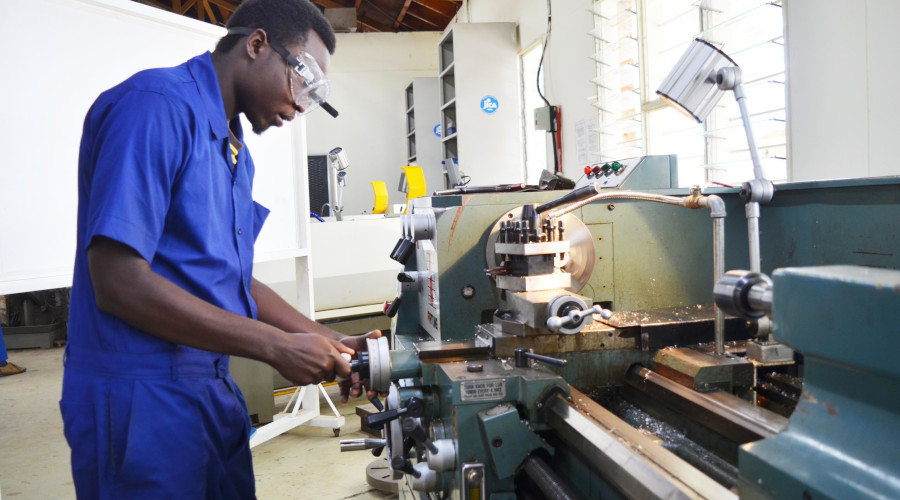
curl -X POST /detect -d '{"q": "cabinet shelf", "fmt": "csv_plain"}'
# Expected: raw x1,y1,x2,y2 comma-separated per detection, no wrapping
437,23,521,187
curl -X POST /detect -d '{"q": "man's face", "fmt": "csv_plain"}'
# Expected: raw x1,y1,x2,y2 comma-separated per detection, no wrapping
246,29,331,135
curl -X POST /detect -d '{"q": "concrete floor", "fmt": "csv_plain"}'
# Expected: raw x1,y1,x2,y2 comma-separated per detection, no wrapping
0,347,398,499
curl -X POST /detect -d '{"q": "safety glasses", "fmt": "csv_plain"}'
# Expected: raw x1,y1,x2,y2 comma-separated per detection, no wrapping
227,28,338,118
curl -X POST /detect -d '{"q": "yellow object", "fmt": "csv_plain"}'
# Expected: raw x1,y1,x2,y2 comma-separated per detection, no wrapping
370,181,388,214
401,166,427,214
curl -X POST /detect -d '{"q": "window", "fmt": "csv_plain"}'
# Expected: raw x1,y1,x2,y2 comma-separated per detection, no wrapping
591,0,786,187
521,42,549,185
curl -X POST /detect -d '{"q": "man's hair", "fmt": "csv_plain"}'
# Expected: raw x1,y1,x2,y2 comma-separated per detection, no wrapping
215,0,336,55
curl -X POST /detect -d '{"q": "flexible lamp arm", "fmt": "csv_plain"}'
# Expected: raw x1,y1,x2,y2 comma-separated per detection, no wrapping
715,67,774,205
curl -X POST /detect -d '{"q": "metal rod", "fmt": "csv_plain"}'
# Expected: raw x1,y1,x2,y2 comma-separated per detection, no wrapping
734,82,764,182
521,454,582,500
746,202,761,273
713,216,726,355
624,366,788,441
544,388,738,500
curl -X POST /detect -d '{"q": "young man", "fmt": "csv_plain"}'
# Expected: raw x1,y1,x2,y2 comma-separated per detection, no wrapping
61,1,377,497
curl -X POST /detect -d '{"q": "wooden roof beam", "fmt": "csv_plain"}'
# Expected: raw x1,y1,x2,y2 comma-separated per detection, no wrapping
357,13,393,32
414,0,459,18
392,0,413,31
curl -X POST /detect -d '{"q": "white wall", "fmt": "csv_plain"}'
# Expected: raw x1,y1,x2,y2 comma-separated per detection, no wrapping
0,0,308,298
449,0,597,182
305,32,442,215
785,0,900,180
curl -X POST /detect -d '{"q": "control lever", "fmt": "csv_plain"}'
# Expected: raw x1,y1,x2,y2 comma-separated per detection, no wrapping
383,297,402,318
390,237,415,264
391,456,421,478
365,397,425,430
546,304,612,332
401,417,439,454
534,183,600,214
514,348,567,368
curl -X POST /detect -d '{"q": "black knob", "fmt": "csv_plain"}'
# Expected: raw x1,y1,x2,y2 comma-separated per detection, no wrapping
384,297,402,318
364,397,425,430
391,456,421,478
390,238,415,264
402,417,439,454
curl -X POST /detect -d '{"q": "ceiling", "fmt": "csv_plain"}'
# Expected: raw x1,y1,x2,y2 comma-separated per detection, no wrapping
132,0,462,33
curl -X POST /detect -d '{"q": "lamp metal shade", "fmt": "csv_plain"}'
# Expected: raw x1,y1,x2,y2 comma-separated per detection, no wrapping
656,39,739,123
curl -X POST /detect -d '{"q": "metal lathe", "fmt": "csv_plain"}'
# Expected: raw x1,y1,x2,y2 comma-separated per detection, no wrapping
339,156,900,499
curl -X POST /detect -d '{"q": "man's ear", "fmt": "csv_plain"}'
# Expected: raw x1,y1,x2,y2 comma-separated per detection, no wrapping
245,29,268,61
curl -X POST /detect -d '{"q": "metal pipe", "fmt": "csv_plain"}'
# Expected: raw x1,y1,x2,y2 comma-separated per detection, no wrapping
520,454,582,500
713,217,726,355
545,190,690,219
733,82,764,182
746,202,761,273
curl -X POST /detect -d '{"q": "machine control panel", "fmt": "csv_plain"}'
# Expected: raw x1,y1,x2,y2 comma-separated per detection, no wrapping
580,157,642,189
575,154,678,190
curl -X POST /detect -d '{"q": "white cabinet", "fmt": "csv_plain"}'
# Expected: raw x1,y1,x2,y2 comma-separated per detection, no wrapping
439,23,523,187
405,77,443,193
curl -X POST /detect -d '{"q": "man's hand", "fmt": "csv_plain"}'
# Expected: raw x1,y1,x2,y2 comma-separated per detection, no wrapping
270,333,354,387
339,330,383,402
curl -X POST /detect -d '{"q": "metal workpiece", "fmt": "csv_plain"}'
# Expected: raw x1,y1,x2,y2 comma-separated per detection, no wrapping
545,387,737,500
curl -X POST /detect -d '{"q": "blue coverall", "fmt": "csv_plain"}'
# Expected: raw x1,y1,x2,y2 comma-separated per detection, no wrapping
62,52,270,499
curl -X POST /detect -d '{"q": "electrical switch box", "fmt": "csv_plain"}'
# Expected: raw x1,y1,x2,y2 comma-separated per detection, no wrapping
534,105,558,132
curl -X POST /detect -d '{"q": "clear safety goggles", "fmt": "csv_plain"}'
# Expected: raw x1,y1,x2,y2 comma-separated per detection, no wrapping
228,28,338,118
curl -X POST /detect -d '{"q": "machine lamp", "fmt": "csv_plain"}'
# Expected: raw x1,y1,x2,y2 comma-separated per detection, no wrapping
656,38,775,277
656,39,738,124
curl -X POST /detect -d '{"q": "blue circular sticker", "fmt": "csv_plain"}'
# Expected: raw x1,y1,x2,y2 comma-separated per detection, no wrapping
433,124,442,137
480,95,499,114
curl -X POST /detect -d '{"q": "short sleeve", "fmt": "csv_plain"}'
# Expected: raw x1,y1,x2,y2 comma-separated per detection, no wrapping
83,90,192,261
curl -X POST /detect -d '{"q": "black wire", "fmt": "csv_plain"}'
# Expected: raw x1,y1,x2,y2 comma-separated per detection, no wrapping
537,0,551,108
537,0,558,172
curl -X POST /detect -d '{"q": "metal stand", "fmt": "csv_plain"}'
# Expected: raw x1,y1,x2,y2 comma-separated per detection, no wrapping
249,384,345,448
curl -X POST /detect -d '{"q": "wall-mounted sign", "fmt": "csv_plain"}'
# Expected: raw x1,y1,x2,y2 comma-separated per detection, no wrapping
433,124,441,137
480,95,499,114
